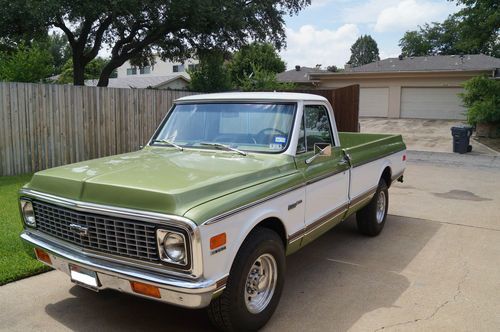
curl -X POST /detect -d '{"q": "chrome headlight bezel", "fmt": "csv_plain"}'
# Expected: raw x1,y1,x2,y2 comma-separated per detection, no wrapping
156,228,190,269
20,198,36,228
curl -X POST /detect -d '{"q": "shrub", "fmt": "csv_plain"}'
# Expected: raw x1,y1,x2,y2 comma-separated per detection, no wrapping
460,76,500,125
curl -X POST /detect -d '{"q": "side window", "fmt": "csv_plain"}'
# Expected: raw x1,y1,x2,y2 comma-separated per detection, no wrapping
304,105,333,152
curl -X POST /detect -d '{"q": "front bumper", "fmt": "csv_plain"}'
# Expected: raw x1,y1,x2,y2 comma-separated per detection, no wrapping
21,230,219,308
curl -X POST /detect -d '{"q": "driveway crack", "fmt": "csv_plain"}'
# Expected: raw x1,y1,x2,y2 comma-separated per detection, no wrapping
374,265,470,332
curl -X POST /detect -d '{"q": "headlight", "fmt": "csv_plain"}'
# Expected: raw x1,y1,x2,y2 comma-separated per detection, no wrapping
20,199,36,227
157,229,188,266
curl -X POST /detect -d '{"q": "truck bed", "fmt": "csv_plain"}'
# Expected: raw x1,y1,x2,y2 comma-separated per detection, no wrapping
339,132,406,167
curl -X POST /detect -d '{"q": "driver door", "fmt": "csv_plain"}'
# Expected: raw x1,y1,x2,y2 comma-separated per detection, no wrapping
295,104,350,246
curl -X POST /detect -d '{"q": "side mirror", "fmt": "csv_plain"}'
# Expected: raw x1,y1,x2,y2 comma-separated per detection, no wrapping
305,143,332,164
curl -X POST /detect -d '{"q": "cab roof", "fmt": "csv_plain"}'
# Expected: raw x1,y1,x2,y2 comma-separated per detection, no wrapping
176,92,328,103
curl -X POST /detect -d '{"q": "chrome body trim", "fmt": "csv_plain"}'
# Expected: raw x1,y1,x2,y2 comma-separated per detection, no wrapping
202,182,306,225
19,188,203,279
21,230,216,309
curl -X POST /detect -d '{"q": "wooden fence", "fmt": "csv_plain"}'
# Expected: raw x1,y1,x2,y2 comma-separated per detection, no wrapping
0,82,197,176
295,85,360,133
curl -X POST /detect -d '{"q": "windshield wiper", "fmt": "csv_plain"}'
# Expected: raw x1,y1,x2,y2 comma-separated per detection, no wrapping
152,139,184,151
200,142,247,156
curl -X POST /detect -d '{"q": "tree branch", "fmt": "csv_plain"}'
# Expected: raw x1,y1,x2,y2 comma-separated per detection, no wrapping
83,15,114,63
53,17,75,47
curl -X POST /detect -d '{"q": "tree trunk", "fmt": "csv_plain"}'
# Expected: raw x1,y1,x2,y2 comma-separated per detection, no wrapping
97,59,124,87
72,54,86,86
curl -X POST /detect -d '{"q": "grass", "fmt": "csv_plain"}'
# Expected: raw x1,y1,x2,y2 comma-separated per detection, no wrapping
0,174,51,285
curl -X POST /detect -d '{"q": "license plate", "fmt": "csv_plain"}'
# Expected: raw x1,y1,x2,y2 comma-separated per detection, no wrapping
69,264,100,291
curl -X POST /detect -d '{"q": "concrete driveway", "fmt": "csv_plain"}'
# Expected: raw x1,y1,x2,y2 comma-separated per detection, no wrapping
360,118,499,156
1,156,500,331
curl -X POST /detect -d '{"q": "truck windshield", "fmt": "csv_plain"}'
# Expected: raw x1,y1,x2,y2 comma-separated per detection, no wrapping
152,103,296,153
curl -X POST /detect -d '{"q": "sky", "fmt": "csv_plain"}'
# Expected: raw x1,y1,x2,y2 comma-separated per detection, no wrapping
280,0,462,69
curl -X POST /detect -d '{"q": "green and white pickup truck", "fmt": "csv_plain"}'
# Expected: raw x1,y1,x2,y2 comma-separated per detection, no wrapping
19,92,406,331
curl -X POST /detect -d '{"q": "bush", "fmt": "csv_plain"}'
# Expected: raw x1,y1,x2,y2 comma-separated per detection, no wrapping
460,76,500,125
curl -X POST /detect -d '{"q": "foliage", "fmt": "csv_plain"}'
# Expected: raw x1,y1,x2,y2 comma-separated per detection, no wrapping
348,35,380,67
0,0,310,86
229,43,286,87
326,65,339,72
0,174,50,285
460,76,500,125
57,57,115,84
188,51,232,92
238,64,295,92
399,0,499,57
0,43,53,82
44,32,71,75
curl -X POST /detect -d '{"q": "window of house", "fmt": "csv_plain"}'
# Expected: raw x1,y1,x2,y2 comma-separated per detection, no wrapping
297,105,334,153
173,64,185,72
126,67,137,75
140,66,151,74
188,64,199,71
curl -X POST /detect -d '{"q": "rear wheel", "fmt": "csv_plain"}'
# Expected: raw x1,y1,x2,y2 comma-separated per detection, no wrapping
356,179,388,236
207,228,285,332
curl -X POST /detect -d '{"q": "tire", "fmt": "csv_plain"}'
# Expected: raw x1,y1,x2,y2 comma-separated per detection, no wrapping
356,179,389,236
207,227,285,332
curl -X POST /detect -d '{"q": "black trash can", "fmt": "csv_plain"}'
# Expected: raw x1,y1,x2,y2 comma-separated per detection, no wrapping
451,125,473,154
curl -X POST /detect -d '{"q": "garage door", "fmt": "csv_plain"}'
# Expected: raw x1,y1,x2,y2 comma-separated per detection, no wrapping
359,88,389,117
401,87,466,120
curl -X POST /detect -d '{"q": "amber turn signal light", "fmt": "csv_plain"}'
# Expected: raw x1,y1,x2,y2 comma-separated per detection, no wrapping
34,248,52,265
210,233,227,250
130,281,161,298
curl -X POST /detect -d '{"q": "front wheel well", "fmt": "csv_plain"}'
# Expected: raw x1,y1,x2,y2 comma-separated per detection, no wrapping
254,217,287,249
381,167,392,188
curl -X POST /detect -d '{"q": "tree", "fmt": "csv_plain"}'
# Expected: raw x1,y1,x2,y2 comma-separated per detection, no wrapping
238,64,295,91
399,0,499,57
460,76,500,125
57,57,115,84
399,31,432,57
44,32,71,75
349,35,380,67
326,65,339,72
0,43,53,82
188,50,232,92
0,0,310,87
228,43,286,87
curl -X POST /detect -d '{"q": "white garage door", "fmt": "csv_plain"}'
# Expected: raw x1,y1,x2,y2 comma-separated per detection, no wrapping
401,87,466,120
359,88,389,117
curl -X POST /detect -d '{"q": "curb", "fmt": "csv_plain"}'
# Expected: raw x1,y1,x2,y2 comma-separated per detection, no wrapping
407,150,500,169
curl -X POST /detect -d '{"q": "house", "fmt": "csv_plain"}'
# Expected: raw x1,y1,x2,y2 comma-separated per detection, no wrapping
276,65,325,88
308,54,500,120
86,74,190,90
116,56,199,78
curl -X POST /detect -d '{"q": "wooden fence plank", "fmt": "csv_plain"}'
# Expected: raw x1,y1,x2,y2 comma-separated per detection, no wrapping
0,82,197,176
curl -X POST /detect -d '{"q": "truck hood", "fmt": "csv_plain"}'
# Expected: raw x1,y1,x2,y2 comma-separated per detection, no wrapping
25,147,297,219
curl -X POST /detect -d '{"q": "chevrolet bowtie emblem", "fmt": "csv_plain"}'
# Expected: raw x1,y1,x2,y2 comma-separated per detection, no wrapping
69,223,89,237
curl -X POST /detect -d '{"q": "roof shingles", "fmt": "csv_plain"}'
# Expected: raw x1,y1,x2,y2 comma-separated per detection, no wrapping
345,54,500,73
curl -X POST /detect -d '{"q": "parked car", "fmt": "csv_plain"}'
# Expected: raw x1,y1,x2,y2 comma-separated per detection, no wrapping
19,92,406,331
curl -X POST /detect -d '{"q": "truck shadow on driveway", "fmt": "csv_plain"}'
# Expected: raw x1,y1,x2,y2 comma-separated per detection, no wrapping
44,215,440,332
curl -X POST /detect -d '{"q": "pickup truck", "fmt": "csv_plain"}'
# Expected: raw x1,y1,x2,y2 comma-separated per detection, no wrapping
19,92,406,331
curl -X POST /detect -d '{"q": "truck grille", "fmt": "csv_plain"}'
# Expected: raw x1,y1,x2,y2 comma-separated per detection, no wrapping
32,200,159,262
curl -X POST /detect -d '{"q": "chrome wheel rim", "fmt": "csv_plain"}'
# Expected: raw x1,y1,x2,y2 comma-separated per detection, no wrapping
244,253,278,314
376,191,386,224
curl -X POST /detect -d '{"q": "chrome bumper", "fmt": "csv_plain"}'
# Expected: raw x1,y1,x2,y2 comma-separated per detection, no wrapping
21,230,218,309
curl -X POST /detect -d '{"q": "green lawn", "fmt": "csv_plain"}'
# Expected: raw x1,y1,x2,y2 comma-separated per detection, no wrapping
0,174,50,285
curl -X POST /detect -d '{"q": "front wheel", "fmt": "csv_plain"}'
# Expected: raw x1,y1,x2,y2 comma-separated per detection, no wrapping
356,179,389,236
207,228,285,331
